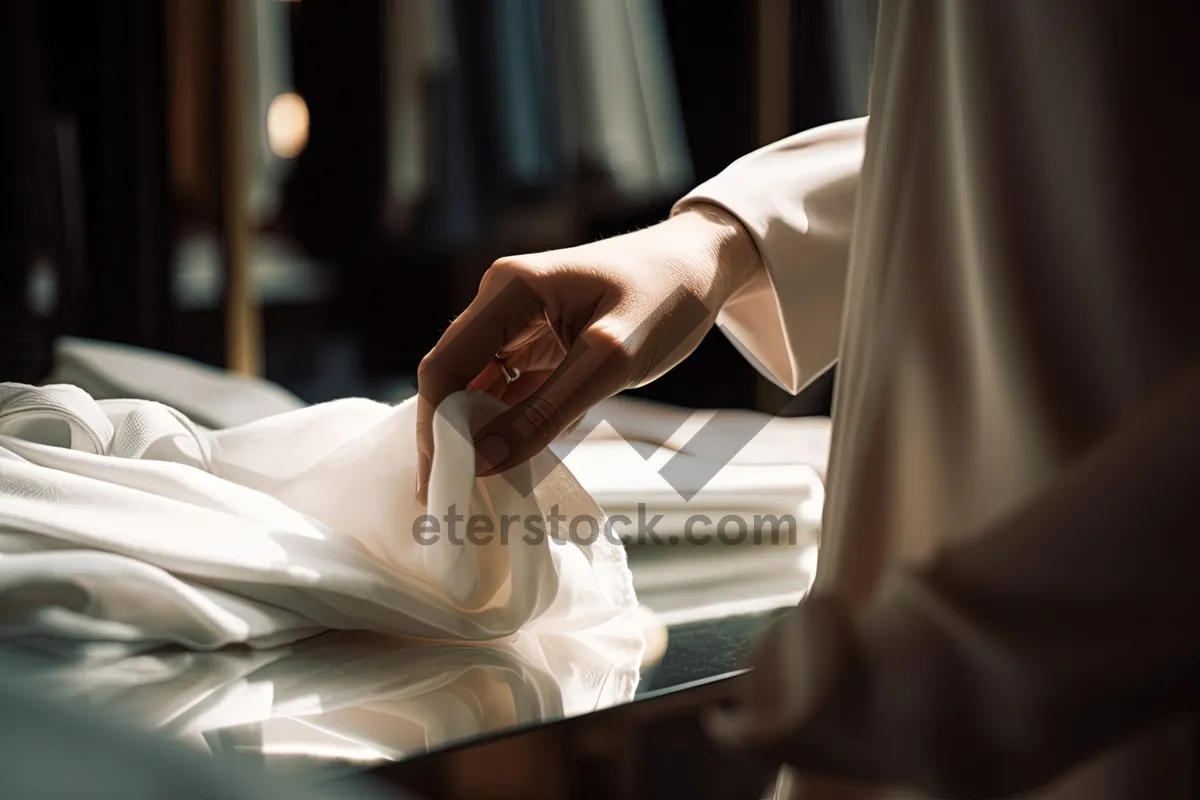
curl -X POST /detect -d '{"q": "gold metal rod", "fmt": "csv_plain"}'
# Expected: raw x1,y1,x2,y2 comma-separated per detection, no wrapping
217,0,262,376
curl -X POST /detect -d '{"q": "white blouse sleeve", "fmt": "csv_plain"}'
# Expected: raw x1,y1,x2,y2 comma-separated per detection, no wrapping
672,117,867,394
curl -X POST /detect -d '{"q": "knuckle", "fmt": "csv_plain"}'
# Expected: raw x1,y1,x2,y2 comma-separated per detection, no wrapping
482,258,550,308
585,327,636,369
416,352,438,382
415,354,449,401
480,257,527,290
489,255,523,273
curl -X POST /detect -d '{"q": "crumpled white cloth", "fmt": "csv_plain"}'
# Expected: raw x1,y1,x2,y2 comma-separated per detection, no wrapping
0,382,637,650
12,623,642,771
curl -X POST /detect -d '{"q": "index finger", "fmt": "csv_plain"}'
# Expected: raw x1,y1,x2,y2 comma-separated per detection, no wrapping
415,267,546,502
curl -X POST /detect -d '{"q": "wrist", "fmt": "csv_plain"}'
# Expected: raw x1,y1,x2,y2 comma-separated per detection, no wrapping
670,203,762,307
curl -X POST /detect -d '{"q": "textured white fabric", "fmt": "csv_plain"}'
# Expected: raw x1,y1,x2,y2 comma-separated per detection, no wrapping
45,337,307,430
16,624,643,768
0,383,637,650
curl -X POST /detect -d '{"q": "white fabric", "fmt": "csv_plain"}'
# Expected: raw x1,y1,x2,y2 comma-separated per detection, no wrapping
46,337,306,430
16,624,642,769
559,395,833,470
0,382,637,651
554,397,827,545
44,337,831,548
562,437,823,545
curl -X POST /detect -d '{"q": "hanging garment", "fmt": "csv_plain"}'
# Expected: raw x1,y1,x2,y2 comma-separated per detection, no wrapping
383,0,456,230
245,0,297,226
676,1,1200,797
14,623,643,769
382,0,695,243
568,0,693,196
0,382,637,651
488,0,566,191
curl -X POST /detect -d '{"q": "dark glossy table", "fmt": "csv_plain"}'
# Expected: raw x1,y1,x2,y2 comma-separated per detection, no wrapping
2,524,818,799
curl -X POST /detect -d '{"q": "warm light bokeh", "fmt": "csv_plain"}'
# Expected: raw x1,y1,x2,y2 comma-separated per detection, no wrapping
266,92,309,159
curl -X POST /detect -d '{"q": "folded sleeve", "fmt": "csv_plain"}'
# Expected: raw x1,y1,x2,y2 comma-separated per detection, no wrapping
672,117,867,394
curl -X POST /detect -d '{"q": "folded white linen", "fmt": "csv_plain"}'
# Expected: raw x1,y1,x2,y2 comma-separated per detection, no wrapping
14,623,643,770
552,397,829,546
557,437,824,545
0,383,637,650
558,394,832,471
45,337,307,429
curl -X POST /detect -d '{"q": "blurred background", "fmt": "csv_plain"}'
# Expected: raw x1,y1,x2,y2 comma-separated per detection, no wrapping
0,6,879,795
0,0,877,413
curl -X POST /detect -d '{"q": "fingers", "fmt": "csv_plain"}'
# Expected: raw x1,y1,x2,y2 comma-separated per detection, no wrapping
470,323,634,477
466,360,506,396
416,265,545,503
468,285,715,479
496,368,555,406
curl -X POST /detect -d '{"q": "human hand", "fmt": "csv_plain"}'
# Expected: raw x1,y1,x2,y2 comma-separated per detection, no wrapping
414,204,760,502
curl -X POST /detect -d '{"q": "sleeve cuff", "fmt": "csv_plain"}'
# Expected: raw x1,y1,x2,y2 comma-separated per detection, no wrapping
670,118,866,394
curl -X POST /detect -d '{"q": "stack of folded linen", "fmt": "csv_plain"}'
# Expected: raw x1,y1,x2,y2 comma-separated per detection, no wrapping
553,396,829,549
45,337,307,430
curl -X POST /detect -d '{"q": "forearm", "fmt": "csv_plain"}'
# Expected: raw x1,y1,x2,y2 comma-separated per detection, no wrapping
745,362,1200,796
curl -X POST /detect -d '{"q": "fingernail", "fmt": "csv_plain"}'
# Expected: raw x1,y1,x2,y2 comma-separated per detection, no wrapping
416,452,431,501
475,434,509,475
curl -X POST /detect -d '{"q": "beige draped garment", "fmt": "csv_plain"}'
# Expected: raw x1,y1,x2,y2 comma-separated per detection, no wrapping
675,1,1200,797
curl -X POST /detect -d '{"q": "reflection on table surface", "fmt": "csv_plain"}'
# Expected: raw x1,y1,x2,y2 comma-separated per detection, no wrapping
2,601,793,783
3,518,815,790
